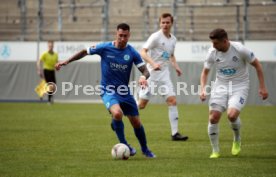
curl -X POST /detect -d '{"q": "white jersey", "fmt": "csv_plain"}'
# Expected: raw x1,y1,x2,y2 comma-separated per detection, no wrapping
204,41,256,84
143,30,177,80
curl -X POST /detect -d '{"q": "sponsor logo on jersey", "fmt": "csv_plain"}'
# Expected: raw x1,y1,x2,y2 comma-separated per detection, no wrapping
110,62,128,72
219,68,236,76
162,51,170,60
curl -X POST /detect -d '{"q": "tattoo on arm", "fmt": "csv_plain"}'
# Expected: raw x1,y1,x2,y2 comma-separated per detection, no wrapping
138,65,150,79
67,49,88,64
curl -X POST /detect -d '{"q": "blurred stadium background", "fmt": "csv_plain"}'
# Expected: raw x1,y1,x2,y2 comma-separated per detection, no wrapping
0,0,275,104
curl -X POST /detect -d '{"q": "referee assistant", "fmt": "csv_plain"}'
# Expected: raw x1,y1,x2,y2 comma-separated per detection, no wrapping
37,41,58,104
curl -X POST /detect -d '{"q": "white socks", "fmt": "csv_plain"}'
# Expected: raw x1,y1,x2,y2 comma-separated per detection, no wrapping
208,117,241,153
208,122,219,153
168,106,179,135
230,117,241,142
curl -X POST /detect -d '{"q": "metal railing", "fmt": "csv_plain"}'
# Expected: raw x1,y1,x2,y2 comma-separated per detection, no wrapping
15,0,276,41
143,0,276,41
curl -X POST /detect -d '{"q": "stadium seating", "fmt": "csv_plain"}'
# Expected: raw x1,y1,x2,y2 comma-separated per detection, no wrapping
0,0,275,41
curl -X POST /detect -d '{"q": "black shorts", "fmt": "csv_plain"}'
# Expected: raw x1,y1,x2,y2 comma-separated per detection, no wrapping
43,69,56,83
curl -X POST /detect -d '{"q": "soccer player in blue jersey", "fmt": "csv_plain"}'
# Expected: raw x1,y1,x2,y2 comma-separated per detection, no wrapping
55,23,156,158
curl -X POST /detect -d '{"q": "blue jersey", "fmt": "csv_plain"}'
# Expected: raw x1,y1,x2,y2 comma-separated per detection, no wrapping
87,42,145,90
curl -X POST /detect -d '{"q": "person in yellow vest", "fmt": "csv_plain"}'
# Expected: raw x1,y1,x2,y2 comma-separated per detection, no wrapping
37,41,58,104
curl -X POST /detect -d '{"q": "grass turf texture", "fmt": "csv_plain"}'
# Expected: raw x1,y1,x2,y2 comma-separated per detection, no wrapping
0,103,275,177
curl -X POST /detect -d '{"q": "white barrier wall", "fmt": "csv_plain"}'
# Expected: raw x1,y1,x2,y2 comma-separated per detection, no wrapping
0,41,275,105
0,41,275,62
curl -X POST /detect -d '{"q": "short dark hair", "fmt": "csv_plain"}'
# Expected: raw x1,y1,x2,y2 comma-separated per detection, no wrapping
159,13,174,23
209,28,228,40
117,23,130,31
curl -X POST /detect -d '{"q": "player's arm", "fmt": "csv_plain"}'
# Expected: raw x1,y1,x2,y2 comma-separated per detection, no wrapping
55,49,88,71
170,54,182,76
200,68,210,101
137,64,150,88
138,64,150,79
250,59,268,100
140,48,161,70
36,58,43,78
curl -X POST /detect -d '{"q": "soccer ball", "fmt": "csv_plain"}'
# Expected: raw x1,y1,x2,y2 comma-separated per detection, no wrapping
111,143,130,160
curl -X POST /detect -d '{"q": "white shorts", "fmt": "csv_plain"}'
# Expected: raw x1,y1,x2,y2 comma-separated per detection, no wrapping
138,77,176,100
209,81,249,112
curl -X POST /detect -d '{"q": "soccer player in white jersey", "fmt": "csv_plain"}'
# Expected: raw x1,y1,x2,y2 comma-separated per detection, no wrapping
138,13,188,141
200,28,268,158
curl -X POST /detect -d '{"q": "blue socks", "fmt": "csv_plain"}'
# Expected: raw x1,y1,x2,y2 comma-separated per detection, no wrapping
112,119,148,152
134,125,148,152
112,119,128,145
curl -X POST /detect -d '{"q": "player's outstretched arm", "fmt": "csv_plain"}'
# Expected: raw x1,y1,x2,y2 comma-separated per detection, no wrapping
200,68,209,101
55,49,88,71
250,59,268,100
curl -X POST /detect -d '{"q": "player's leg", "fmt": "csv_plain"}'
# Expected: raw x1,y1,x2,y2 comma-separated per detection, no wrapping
208,108,223,158
109,104,129,144
227,108,241,156
227,85,248,156
102,94,130,147
227,108,241,142
138,78,153,109
43,69,51,103
165,96,188,141
138,98,149,110
122,96,155,158
208,81,228,158
127,115,156,158
49,71,56,103
43,69,56,104
163,79,188,141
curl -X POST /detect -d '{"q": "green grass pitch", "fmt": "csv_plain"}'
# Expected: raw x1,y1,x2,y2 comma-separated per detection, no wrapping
0,103,275,177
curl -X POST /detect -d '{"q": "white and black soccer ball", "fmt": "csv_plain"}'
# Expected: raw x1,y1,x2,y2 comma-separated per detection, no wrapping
111,143,130,160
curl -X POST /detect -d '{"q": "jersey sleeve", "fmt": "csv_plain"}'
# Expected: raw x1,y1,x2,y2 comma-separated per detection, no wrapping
240,45,256,63
86,43,105,55
143,33,158,50
132,48,145,68
204,48,215,69
40,52,46,62
171,36,177,55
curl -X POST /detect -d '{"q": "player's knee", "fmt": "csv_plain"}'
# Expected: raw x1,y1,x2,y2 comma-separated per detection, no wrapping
166,96,177,106
209,117,219,124
132,119,142,128
138,103,146,110
112,111,123,120
227,109,240,122
209,111,221,124
227,113,238,122
138,101,147,109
